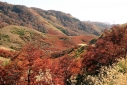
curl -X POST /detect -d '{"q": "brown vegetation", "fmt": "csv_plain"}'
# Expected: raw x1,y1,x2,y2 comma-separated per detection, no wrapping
0,1,111,36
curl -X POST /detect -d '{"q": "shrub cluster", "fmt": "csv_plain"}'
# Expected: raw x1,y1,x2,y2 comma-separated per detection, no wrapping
83,58,127,85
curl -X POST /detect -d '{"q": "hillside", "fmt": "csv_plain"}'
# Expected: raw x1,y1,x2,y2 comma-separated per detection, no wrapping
1,1,127,85
0,1,111,36
0,25,95,52
0,24,127,85
0,1,99,51
84,21,112,29
92,22,112,29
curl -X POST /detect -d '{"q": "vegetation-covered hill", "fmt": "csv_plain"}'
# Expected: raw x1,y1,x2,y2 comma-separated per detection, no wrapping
0,25,95,52
0,24,127,85
0,1,98,51
1,1,127,85
85,21,112,29
0,1,111,36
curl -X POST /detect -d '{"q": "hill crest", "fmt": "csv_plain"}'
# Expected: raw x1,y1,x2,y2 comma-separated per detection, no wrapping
0,1,111,36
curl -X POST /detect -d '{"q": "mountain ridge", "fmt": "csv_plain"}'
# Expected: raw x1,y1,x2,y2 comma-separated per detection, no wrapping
0,1,111,36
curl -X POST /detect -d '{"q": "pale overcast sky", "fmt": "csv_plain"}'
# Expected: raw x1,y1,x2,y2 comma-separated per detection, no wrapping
1,0,127,24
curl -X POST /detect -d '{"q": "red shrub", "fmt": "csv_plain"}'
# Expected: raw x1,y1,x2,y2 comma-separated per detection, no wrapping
82,25,127,74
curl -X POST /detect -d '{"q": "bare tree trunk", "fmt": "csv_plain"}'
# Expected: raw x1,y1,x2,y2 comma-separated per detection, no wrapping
27,68,31,85
125,52,127,65
0,76,5,85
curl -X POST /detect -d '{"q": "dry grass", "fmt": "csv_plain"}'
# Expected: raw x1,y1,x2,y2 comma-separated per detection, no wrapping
0,46,14,51
84,58,127,85
0,25,47,49
0,25,26,48
0,57,10,66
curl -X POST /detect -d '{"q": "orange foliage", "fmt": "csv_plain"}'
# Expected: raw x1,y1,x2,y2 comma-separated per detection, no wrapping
70,59,82,74
0,49,15,58
82,25,127,74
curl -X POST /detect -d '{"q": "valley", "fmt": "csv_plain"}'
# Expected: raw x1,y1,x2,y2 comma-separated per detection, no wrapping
0,1,127,85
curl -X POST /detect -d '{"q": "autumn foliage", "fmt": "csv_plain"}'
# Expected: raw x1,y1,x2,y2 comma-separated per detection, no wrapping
82,25,127,74
1,25,127,84
0,42,82,85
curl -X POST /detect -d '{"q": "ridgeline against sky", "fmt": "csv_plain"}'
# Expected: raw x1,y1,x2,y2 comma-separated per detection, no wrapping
1,0,127,24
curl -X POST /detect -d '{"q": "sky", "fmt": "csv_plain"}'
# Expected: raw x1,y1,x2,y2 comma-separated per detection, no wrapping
1,0,127,24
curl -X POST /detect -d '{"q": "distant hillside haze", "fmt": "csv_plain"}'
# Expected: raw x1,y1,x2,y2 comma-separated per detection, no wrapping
0,1,111,36
84,21,112,29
